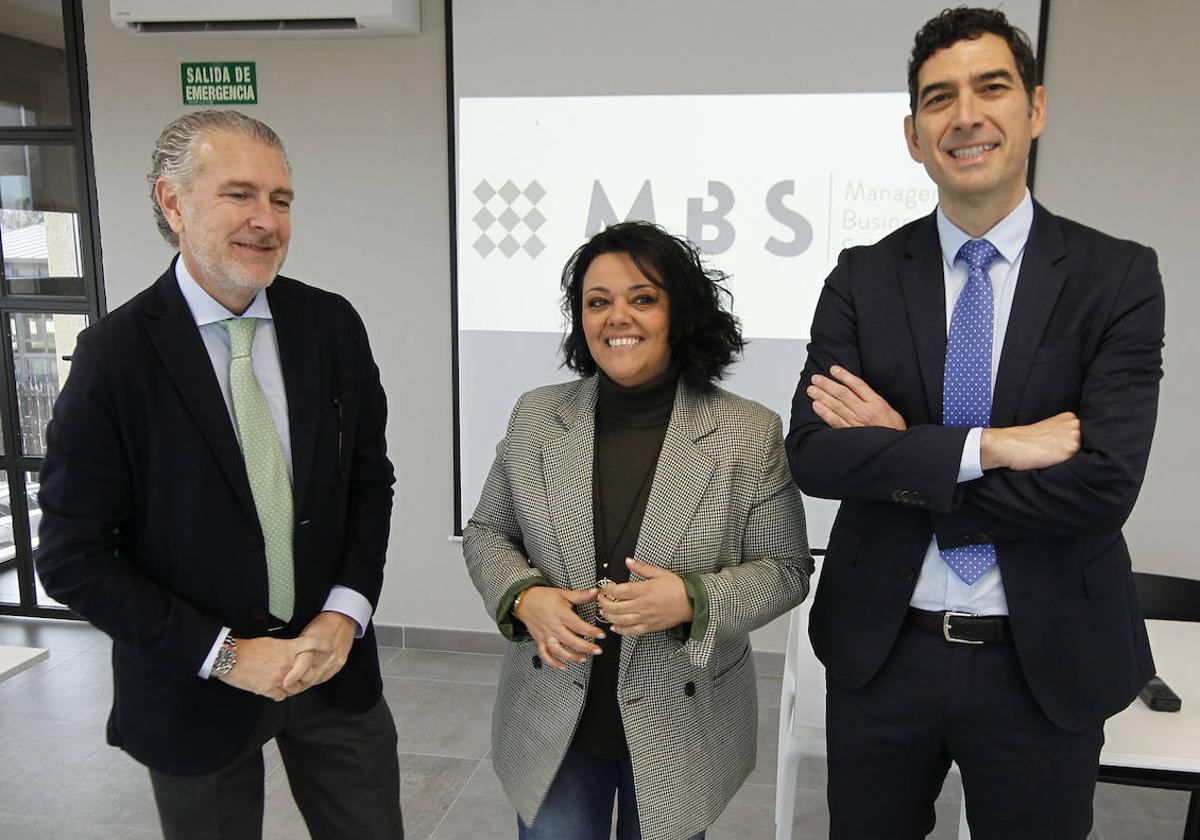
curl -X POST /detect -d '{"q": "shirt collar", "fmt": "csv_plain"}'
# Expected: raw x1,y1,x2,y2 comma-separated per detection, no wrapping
936,188,1034,270
174,256,274,326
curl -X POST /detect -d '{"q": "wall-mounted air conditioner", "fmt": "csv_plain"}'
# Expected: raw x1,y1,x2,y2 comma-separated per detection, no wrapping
110,0,420,36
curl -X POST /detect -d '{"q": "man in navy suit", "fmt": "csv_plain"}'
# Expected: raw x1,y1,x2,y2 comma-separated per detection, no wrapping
37,111,404,839
787,8,1163,839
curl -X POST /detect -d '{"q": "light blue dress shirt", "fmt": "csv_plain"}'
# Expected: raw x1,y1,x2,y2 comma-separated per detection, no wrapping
908,190,1034,616
172,259,373,677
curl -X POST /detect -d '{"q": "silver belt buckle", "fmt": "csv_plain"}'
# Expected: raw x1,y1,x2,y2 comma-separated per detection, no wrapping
942,610,983,645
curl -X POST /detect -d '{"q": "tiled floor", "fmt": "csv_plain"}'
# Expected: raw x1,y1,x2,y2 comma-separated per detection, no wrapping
0,617,1189,839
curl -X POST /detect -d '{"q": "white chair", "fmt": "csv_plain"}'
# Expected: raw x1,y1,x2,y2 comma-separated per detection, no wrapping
775,558,826,840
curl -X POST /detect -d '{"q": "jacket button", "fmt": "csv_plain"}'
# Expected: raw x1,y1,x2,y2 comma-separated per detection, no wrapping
250,606,267,621
684,681,696,697
244,534,263,550
531,655,542,669
899,567,916,582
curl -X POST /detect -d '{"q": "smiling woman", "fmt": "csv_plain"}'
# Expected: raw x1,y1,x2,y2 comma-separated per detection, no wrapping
560,222,745,393
463,221,813,840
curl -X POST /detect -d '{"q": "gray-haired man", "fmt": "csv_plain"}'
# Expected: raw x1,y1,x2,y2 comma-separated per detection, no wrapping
37,110,404,839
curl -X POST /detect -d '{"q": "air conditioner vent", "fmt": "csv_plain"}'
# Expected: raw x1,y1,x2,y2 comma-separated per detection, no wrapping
131,18,360,34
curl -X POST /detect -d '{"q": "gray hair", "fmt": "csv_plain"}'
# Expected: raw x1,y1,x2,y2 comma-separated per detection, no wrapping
147,110,290,247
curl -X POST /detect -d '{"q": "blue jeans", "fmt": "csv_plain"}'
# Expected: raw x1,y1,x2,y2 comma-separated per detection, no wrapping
518,749,705,840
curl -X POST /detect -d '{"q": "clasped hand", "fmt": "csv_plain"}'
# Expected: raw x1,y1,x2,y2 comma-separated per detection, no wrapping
599,558,693,638
216,611,357,701
512,585,604,670
512,559,694,670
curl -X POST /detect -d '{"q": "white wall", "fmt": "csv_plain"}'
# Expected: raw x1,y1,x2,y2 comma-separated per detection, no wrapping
80,0,1198,656
1037,0,1196,578
82,0,496,637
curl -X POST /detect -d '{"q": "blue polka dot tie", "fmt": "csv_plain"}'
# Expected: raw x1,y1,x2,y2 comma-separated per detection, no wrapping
223,317,295,621
940,239,999,585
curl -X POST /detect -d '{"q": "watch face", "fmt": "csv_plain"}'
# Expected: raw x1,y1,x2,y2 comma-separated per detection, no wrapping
213,639,236,676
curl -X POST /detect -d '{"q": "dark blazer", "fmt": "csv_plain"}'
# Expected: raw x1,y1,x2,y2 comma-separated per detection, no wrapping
36,261,395,774
786,203,1163,732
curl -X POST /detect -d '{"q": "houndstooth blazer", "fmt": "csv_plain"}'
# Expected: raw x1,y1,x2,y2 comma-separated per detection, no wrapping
463,375,812,840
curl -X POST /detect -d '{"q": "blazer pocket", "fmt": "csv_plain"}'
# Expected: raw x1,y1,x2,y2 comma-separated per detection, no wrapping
825,523,862,567
713,642,752,685
332,392,360,477
1081,539,1126,602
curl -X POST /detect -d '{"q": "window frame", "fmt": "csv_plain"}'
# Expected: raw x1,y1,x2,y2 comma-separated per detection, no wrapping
0,0,104,619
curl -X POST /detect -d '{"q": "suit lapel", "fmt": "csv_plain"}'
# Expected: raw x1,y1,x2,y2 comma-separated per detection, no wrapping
991,205,1068,427
541,378,599,591
632,382,716,570
268,279,320,514
899,214,949,423
140,266,255,512
622,382,716,674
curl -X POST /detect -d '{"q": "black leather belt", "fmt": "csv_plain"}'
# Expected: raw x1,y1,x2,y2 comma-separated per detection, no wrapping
905,608,1010,645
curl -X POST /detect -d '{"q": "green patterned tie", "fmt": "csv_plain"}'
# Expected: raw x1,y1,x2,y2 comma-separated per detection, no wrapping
222,317,294,622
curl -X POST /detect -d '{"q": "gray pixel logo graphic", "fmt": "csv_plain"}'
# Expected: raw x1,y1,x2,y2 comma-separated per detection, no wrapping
472,179,546,259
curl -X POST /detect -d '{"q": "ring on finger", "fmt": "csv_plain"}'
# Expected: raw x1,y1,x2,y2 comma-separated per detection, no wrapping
547,635,559,646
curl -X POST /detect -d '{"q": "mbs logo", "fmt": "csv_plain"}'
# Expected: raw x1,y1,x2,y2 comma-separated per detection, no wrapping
471,179,546,259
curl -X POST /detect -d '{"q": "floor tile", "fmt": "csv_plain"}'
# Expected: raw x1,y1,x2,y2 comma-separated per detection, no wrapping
398,752,480,840
710,781,816,839
0,652,112,725
262,766,310,840
758,673,783,711
429,760,516,839
3,747,161,832
377,644,403,670
381,649,502,684
0,812,151,840
0,617,107,653
1093,779,1190,821
392,701,493,759
1092,813,1186,839
747,709,783,786
385,676,498,718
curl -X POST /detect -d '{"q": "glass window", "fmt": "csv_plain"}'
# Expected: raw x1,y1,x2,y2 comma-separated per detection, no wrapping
0,470,15,606
28,470,61,607
0,1,71,128
0,144,85,296
11,310,87,456
0,1,103,620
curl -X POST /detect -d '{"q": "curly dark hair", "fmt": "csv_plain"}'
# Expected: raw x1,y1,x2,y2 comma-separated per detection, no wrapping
908,7,1038,113
559,222,744,391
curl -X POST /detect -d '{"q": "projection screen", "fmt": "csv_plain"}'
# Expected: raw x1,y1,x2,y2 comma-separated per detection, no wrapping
449,0,1048,543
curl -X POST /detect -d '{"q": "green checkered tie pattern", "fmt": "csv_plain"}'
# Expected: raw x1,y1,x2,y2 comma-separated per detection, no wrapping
222,317,294,622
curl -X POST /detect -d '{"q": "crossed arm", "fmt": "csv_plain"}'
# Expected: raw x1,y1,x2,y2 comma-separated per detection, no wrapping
791,243,1163,539
808,364,1081,471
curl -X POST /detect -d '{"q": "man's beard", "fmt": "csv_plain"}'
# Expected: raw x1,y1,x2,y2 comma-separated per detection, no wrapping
190,237,287,300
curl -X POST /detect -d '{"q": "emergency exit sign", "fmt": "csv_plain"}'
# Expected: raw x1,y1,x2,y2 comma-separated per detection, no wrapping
181,62,258,106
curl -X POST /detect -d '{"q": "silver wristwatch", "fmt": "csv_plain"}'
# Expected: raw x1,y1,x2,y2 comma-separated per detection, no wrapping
211,634,237,678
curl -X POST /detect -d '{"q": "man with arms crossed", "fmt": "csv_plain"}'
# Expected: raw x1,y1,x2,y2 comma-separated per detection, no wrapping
787,9,1163,839
37,111,403,839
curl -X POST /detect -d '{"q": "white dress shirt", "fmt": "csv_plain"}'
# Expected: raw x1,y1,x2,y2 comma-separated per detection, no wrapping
908,190,1034,616
172,259,373,677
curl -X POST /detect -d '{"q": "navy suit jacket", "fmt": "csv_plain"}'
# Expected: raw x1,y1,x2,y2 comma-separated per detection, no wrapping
787,203,1163,732
37,262,395,773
